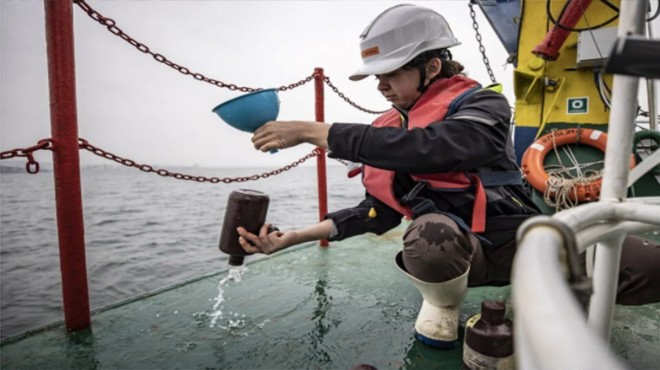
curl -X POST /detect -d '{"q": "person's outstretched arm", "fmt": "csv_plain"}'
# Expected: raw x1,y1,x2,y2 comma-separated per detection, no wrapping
251,121,330,152
237,219,334,255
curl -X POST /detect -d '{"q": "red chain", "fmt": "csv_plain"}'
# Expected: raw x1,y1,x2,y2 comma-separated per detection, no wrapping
77,138,321,183
1,138,321,180
0,139,53,174
73,0,314,93
74,0,390,113
323,76,389,114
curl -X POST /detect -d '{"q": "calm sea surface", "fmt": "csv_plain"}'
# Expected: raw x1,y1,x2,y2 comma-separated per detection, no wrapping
0,164,364,339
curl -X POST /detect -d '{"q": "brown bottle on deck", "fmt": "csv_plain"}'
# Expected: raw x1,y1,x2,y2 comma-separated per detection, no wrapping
462,300,514,370
218,189,270,266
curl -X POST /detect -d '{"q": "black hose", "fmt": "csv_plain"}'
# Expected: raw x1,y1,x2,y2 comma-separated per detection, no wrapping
546,0,619,32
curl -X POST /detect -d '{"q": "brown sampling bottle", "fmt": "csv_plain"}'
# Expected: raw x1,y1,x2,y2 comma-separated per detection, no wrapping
218,189,270,266
462,300,514,370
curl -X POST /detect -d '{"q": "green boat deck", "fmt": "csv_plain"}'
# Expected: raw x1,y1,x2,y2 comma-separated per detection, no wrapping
2,225,659,369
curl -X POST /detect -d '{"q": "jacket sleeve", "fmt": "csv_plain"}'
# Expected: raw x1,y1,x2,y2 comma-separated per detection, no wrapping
327,90,512,174
324,194,403,241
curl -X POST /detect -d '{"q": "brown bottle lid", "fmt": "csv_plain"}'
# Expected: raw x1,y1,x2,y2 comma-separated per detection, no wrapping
228,255,245,266
481,300,506,325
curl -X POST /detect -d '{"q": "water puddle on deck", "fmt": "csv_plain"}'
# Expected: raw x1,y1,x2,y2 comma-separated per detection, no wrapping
197,265,270,336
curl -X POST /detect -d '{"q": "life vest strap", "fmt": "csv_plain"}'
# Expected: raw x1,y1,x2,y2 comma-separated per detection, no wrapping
470,175,487,233
478,171,523,187
446,85,482,117
400,180,429,205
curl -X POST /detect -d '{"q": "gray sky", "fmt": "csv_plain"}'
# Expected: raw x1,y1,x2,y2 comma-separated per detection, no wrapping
1,1,657,168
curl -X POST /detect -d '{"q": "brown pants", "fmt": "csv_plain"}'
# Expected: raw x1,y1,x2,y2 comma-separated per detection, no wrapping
401,213,660,305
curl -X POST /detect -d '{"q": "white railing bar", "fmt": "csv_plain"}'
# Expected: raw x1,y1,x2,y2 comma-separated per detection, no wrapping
625,196,660,204
513,226,628,369
553,203,660,250
576,221,658,248
628,148,660,186
514,318,541,370
612,202,660,225
554,202,616,233
588,233,627,340
646,20,657,131
599,0,647,203
591,0,648,343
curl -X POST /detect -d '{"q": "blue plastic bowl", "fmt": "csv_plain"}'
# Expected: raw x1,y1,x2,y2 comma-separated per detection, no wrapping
212,89,280,133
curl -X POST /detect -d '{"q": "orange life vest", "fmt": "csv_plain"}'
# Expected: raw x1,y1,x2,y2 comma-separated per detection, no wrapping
362,75,492,233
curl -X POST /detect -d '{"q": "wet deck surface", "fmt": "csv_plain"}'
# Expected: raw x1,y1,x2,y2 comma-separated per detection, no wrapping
2,226,659,369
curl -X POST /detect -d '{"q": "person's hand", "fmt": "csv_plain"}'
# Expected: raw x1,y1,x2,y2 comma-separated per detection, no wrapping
252,121,330,152
237,223,296,255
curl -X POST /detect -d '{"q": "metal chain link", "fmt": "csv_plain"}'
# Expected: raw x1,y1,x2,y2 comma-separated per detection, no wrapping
74,0,314,93
323,76,389,115
77,138,321,183
469,1,497,84
75,0,388,114
2,138,322,180
278,75,315,92
0,139,53,174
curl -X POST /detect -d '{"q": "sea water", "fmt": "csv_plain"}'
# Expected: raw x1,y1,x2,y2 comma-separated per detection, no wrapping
0,164,363,339
208,265,247,329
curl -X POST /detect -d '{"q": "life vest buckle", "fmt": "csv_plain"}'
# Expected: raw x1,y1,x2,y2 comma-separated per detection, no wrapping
400,180,429,205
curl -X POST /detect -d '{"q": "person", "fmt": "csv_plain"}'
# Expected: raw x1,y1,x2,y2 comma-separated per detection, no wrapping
236,3,660,349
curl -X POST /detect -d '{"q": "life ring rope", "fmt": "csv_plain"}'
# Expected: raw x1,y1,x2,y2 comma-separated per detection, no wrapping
521,128,636,210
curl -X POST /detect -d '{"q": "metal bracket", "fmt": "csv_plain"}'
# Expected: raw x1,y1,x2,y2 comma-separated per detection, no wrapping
517,215,593,311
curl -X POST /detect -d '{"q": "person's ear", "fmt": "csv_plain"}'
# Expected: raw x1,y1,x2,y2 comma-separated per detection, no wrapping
426,58,442,81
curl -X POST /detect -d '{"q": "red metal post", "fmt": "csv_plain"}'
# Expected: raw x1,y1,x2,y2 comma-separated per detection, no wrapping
44,0,91,331
314,68,329,247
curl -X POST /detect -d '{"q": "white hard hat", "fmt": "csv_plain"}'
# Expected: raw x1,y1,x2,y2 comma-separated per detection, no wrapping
350,4,461,81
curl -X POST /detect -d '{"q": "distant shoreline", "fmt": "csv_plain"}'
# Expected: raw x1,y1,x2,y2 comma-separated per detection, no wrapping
0,165,51,174
1,162,344,175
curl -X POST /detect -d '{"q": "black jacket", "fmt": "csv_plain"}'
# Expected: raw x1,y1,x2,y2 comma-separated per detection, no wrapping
324,88,540,248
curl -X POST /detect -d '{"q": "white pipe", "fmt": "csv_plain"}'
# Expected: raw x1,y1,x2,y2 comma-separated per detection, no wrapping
646,20,657,131
600,0,647,202
514,315,542,370
554,201,660,228
579,220,658,278
646,81,657,131
590,0,647,344
628,148,660,186
626,196,660,204
586,244,595,277
513,227,628,369
554,202,615,233
613,202,660,224
587,233,626,341
576,221,659,247
553,202,659,253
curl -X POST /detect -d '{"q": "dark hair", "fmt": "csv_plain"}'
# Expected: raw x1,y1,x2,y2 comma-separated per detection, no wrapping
402,48,465,91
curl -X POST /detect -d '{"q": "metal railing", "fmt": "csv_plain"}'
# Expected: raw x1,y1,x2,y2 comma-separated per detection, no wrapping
512,1,659,368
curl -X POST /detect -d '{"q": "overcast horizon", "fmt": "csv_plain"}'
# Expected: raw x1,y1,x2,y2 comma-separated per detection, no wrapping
1,1,518,169
2,1,658,169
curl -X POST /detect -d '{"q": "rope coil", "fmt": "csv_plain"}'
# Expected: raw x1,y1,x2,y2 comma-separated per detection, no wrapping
521,128,636,211
544,129,604,210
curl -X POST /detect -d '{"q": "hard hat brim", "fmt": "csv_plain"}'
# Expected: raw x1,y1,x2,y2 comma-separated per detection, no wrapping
349,39,461,81
348,54,411,81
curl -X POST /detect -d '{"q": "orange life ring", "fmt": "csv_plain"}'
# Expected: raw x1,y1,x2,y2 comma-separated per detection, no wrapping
521,128,636,202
